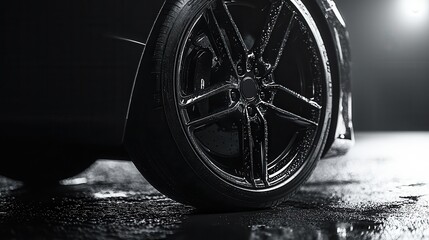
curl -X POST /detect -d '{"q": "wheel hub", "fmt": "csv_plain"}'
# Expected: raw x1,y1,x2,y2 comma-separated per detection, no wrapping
240,76,258,101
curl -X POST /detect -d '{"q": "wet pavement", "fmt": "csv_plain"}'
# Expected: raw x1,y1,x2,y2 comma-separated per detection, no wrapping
1,132,429,239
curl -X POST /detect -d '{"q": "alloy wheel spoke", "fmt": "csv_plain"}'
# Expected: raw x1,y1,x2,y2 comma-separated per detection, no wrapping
241,107,256,186
180,82,237,107
204,6,238,76
260,101,318,127
264,83,322,109
254,1,296,73
256,106,269,187
254,1,284,57
213,1,248,66
187,102,240,129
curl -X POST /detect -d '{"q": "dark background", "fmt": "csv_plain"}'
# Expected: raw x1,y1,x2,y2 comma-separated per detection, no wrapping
335,0,429,131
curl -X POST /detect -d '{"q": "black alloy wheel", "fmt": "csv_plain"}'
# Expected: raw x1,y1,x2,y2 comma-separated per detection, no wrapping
127,0,333,209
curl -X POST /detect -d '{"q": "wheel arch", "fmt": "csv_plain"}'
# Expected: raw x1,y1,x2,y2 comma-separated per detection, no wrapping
124,0,168,138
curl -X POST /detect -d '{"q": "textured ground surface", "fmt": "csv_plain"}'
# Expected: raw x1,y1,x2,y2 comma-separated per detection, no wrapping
1,133,429,239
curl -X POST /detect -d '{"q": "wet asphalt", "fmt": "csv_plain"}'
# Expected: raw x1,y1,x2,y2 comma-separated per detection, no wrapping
1,132,429,239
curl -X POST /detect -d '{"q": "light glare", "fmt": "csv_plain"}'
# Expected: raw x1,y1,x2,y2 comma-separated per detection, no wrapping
398,0,428,25
409,0,424,13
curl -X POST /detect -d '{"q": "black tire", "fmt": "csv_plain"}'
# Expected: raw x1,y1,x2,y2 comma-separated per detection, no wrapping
127,0,333,209
0,141,96,184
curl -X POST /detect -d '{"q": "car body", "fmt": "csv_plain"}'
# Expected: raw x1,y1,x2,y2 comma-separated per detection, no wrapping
0,0,353,208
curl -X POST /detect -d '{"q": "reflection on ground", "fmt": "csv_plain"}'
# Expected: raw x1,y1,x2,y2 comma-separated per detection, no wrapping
1,133,428,239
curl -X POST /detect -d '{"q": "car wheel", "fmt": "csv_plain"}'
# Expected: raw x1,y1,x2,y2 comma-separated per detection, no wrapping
0,142,96,184
127,0,333,209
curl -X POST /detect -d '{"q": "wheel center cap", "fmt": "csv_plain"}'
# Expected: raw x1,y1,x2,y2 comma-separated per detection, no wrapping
240,77,258,100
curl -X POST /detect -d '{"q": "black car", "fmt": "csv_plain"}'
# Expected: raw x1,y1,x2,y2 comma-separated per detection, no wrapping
0,0,353,209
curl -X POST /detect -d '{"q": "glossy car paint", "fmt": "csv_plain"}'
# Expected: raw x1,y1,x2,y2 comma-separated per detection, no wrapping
0,0,352,159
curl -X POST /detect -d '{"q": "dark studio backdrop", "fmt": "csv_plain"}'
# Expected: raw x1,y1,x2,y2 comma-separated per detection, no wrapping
335,0,429,131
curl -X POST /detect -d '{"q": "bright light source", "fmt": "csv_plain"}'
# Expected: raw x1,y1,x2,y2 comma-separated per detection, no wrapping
398,0,428,25
408,0,425,13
